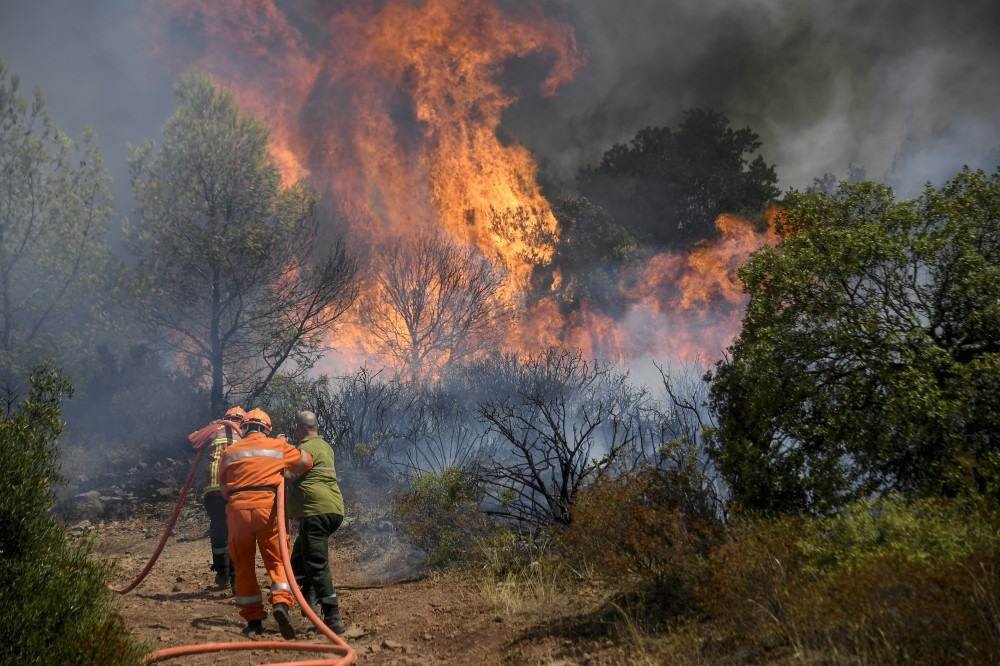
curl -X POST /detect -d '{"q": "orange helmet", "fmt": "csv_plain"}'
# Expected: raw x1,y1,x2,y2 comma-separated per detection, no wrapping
223,405,247,423
243,408,272,434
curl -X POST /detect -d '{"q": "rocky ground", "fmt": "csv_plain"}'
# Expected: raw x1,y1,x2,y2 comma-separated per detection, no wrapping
63,463,624,665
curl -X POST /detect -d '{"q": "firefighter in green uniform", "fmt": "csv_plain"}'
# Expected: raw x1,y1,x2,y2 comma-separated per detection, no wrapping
286,410,347,634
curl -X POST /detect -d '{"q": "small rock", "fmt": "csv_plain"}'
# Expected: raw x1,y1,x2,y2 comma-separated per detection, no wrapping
492,615,504,623
421,633,433,641
157,634,169,642
343,626,367,640
175,575,185,582
381,639,406,652
69,519,92,532
70,490,104,520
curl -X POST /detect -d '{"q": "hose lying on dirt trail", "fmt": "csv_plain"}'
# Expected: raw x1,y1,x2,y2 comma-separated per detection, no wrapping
107,445,208,594
107,448,356,664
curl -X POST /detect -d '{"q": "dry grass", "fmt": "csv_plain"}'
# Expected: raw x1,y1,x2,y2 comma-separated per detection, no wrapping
476,532,568,615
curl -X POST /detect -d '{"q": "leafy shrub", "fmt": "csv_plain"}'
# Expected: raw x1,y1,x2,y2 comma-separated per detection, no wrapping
562,467,724,618
711,169,1000,514
393,467,492,566
697,495,1000,664
0,367,144,664
796,494,1000,576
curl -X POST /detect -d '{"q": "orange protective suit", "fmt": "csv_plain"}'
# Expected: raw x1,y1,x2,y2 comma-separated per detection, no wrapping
220,431,313,621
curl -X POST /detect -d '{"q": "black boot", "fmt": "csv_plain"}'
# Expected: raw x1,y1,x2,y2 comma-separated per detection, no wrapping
321,600,347,635
273,603,296,640
211,552,228,588
214,570,228,588
301,587,318,617
241,619,264,636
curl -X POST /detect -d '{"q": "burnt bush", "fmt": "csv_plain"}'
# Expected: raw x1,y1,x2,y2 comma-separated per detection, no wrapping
562,466,724,619
314,367,411,471
479,349,654,528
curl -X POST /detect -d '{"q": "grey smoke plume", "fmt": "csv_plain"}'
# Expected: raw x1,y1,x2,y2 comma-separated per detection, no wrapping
517,0,1000,194
0,0,997,209
0,0,173,215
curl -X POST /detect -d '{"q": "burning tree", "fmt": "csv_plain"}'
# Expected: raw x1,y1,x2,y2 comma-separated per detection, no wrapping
127,74,358,414
360,233,513,381
578,109,779,250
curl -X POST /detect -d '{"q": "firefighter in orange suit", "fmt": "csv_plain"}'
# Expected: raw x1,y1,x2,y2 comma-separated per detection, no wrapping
220,408,313,638
187,406,246,590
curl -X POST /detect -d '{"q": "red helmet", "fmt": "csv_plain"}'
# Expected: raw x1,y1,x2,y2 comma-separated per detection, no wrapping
223,406,247,423
243,408,272,434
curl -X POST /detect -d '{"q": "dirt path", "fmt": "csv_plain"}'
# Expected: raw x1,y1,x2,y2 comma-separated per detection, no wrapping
93,503,601,665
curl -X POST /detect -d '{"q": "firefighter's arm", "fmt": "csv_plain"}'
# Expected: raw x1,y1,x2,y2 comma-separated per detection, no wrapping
282,441,313,480
187,421,222,450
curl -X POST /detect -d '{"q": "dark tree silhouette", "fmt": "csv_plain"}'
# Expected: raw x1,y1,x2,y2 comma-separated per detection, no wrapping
579,109,779,249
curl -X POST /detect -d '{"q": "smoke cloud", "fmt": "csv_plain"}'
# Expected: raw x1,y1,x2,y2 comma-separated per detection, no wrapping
1,0,996,206
514,0,1000,194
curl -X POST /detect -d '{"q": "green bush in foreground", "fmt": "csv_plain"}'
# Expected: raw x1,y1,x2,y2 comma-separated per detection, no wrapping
698,495,1000,664
0,367,144,665
394,467,493,566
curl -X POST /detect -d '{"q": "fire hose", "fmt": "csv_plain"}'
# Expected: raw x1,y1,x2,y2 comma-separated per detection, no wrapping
107,445,208,595
108,448,357,665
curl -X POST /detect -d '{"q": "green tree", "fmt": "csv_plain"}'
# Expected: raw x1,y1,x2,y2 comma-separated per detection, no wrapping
0,366,144,664
0,61,113,385
579,109,779,249
710,168,1000,514
127,74,358,414
542,196,638,313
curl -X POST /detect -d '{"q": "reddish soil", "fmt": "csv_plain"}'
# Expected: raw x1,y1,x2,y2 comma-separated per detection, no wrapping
92,501,616,665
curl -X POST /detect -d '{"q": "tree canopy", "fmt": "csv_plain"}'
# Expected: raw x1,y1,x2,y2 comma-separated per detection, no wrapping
0,61,114,386
578,109,779,249
710,168,1000,514
127,74,357,414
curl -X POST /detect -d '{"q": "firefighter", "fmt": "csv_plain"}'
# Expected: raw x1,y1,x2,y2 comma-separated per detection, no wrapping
286,410,347,634
220,407,313,638
187,406,246,589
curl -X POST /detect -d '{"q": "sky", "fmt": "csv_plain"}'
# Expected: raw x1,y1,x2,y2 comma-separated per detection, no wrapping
1,0,997,216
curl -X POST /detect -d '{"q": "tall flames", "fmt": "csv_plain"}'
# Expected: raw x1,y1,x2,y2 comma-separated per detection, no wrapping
150,0,777,371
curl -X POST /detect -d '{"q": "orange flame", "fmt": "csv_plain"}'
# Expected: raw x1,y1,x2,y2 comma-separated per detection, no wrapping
149,1,777,372
507,211,780,364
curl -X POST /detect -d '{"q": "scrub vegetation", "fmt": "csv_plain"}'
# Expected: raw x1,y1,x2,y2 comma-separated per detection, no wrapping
1,59,997,663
